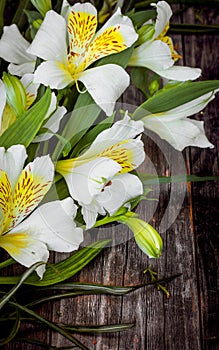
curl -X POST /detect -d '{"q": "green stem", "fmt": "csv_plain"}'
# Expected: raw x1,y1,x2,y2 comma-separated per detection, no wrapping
0,258,15,270
8,301,90,350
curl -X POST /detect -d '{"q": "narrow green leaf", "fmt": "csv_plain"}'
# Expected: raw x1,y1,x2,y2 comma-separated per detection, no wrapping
0,258,15,270
8,301,90,350
128,9,156,27
0,87,51,148
0,262,45,310
138,173,219,185
52,92,101,161
133,80,219,120
71,114,115,157
0,240,111,286
170,23,219,34
30,0,52,17
63,323,135,334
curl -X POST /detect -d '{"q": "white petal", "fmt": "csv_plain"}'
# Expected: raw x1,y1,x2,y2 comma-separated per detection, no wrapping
144,117,214,151
97,173,143,215
17,198,83,252
81,203,99,229
130,40,173,70
33,105,66,142
27,10,68,62
0,24,35,64
63,157,121,204
0,80,6,129
0,145,27,189
20,73,39,106
154,65,202,81
33,61,72,89
0,229,49,278
78,64,129,116
71,2,97,16
96,7,138,47
8,62,36,76
78,114,144,159
152,1,172,38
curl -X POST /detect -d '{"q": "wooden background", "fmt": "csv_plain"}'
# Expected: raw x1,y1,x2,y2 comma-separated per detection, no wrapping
2,2,219,350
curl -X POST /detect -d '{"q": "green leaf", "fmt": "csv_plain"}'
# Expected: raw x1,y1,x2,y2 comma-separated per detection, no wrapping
70,114,115,157
0,258,15,270
0,87,51,148
8,301,90,350
130,67,149,96
63,323,135,334
0,262,45,310
170,23,219,35
133,80,219,120
128,9,156,28
138,173,219,185
52,92,101,161
0,240,111,286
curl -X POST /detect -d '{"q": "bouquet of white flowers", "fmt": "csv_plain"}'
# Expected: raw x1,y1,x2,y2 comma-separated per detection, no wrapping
0,0,218,348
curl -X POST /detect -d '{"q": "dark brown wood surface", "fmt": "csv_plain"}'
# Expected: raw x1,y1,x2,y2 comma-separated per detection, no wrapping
2,3,219,350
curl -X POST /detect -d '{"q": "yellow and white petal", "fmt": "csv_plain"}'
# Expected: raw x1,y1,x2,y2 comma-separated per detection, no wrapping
16,198,83,253
0,24,36,66
59,157,121,205
84,8,138,68
0,80,6,129
0,170,13,233
33,61,73,89
0,230,49,278
153,65,202,81
20,74,40,109
75,114,144,168
0,145,27,190
96,173,143,215
78,64,129,116
129,40,173,70
97,7,138,45
151,1,172,39
8,155,54,230
27,10,68,62
68,3,97,56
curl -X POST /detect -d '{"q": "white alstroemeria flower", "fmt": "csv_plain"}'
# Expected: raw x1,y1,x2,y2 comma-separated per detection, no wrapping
56,115,145,228
0,74,66,140
27,3,138,115
141,92,216,150
129,1,201,81
0,145,83,278
0,24,36,76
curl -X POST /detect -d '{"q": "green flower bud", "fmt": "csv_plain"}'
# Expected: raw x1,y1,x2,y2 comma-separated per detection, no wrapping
148,79,160,96
136,24,155,46
2,73,26,118
119,213,163,258
30,0,52,17
32,19,43,30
